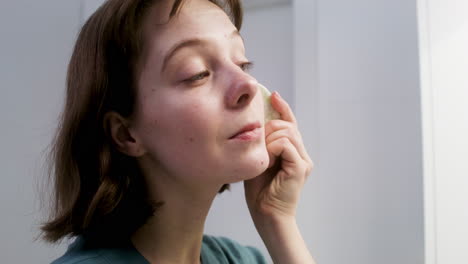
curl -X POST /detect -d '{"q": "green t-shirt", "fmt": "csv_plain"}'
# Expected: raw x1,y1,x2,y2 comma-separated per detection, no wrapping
51,235,267,264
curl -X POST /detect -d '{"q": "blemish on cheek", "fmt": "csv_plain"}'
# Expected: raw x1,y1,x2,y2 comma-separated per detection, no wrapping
261,161,264,165
189,137,194,142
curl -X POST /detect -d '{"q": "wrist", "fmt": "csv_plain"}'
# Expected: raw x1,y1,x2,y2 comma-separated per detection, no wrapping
252,212,296,233
248,200,297,227
253,215,315,264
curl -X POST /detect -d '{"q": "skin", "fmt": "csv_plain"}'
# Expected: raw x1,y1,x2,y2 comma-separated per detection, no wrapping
107,0,315,263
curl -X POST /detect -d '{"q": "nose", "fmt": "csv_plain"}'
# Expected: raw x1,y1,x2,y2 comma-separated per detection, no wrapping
225,68,258,110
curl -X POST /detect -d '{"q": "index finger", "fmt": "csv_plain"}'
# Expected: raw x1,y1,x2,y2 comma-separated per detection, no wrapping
271,92,297,124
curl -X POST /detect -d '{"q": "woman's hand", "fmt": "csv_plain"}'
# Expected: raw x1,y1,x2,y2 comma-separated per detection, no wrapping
244,92,316,264
244,91,314,221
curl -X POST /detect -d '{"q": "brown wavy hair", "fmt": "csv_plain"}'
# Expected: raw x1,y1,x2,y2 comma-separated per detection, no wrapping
41,0,242,246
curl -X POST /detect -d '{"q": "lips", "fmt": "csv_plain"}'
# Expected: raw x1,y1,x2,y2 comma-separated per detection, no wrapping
229,121,261,139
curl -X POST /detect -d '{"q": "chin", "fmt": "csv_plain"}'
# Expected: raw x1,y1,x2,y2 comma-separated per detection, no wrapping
224,149,269,183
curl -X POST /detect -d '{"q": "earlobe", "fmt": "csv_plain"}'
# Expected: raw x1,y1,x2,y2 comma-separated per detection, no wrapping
104,112,145,157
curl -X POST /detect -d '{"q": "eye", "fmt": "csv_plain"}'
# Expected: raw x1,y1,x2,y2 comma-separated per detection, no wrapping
185,71,210,82
239,61,254,72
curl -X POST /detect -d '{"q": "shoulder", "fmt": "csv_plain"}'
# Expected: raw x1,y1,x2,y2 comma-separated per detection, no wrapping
202,235,267,264
50,245,109,264
51,253,108,264
50,237,148,264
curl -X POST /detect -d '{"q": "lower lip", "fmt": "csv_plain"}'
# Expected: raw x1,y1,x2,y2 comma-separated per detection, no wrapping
230,128,261,141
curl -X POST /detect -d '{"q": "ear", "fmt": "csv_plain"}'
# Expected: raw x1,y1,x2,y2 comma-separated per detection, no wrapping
104,111,145,157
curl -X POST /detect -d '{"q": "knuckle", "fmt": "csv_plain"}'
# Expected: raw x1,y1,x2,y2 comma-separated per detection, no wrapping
279,137,290,145
301,163,310,179
268,120,282,129
286,129,295,139
284,121,294,130
305,160,314,175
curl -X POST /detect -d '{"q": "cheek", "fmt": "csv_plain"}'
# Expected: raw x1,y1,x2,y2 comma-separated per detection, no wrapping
138,97,221,169
171,102,215,140
169,124,223,180
151,107,210,145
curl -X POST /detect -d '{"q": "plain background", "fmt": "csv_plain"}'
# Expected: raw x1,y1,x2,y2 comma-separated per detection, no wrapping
0,0,466,263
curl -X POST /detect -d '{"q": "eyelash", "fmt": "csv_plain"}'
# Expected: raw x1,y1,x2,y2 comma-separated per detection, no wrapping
185,61,254,83
240,61,254,72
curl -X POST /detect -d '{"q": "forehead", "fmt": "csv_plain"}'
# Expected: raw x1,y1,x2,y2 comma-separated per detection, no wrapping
143,0,236,51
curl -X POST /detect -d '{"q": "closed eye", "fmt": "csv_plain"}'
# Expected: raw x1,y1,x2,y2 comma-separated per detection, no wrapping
186,71,210,82
184,61,253,84
240,61,254,72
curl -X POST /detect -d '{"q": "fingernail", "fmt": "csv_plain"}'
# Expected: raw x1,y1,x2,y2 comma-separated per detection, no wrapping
274,91,281,98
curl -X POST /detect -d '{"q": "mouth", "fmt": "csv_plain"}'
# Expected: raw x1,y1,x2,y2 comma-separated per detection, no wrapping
229,121,262,140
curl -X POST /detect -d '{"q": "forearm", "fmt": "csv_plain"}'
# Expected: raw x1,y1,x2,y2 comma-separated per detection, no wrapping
255,215,316,264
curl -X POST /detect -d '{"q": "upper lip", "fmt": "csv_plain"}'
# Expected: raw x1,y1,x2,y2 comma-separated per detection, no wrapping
229,121,261,139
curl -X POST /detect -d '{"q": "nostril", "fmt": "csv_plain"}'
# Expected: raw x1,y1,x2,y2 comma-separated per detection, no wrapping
237,94,250,105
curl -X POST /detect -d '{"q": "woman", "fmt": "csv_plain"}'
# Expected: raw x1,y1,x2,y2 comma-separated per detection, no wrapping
42,0,315,263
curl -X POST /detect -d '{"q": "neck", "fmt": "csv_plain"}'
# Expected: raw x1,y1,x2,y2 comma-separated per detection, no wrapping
131,167,222,264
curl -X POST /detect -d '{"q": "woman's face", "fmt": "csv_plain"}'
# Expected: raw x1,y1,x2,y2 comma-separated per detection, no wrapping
130,0,269,189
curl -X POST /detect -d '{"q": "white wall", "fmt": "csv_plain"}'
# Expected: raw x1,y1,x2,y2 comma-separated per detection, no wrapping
418,0,468,263
0,1,80,263
294,0,425,263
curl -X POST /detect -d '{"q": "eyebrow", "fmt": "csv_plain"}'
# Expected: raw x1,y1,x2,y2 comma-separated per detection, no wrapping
161,29,244,73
